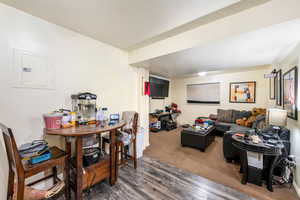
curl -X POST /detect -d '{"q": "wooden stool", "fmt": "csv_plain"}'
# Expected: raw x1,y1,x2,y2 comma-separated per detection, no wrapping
0,123,70,200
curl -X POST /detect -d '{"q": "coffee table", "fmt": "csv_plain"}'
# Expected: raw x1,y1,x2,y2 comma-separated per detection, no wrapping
181,126,216,152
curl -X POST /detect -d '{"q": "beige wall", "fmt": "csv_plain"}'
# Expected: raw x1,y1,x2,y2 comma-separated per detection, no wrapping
0,3,139,198
171,67,270,125
269,42,300,196
136,68,150,149
150,98,168,113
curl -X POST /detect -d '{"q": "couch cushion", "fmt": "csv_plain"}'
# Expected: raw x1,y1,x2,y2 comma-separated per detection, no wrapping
215,121,251,133
229,124,252,132
241,110,252,118
217,109,233,123
232,110,252,122
232,110,242,122
215,122,232,132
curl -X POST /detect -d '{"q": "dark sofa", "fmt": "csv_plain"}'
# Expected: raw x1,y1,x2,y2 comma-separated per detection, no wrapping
211,109,266,162
212,109,254,135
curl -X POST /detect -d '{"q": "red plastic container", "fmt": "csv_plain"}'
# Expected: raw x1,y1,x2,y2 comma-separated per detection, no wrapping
43,113,63,129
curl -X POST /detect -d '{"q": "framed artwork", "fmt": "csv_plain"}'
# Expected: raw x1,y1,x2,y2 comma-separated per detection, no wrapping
229,81,256,103
269,75,275,100
275,69,282,106
283,66,298,120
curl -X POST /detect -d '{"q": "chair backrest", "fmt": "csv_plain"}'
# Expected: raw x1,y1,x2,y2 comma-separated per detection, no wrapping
132,112,138,137
122,111,138,136
0,123,24,175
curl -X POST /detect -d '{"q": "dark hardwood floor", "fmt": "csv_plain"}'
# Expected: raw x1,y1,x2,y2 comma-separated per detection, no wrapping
57,157,256,200
144,129,298,200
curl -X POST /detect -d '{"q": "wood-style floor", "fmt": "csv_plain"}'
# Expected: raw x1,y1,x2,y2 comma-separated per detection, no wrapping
144,128,299,200
57,157,256,200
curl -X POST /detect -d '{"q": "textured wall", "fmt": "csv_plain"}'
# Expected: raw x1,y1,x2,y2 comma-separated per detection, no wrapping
170,67,270,124
0,3,138,198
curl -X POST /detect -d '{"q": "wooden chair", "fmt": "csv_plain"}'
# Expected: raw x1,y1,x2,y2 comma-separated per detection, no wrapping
102,112,138,174
0,123,70,200
116,112,139,170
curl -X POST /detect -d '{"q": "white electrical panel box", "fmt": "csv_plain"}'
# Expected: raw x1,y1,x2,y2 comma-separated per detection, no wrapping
13,49,55,89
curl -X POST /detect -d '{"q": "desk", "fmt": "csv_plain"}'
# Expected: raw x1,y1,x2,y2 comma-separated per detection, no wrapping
232,134,284,191
149,112,173,131
44,122,125,200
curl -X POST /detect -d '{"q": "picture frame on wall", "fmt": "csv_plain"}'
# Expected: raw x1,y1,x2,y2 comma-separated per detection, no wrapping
229,81,256,103
275,69,282,106
269,75,275,100
283,66,298,120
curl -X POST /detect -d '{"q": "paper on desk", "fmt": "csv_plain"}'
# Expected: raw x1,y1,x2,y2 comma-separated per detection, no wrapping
247,151,263,169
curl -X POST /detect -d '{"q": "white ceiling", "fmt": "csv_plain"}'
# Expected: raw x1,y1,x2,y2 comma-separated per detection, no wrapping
2,0,296,78
144,19,300,78
0,0,240,50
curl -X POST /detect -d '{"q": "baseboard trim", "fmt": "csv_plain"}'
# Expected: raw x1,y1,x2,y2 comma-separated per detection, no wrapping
293,181,300,198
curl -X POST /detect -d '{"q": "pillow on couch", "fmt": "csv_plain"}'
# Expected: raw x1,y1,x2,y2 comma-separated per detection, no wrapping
241,110,252,118
232,110,243,122
217,109,233,123
232,110,252,122
252,114,266,130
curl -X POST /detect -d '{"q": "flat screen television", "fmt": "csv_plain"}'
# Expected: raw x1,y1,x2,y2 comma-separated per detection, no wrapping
150,76,169,98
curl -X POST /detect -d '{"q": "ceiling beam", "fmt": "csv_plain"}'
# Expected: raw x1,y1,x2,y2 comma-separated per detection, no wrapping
129,0,300,65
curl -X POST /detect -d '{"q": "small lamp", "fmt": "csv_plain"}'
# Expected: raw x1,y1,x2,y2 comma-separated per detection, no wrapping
268,108,288,127
268,109,288,136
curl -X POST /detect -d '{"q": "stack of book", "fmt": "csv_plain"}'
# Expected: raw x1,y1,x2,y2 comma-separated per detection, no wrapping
19,140,52,165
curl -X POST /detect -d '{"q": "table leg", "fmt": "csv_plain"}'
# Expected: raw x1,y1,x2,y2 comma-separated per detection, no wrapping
75,137,83,200
241,150,248,185
115,143,119,178
267,156,278,192
110,129,116,185
64,137,71,200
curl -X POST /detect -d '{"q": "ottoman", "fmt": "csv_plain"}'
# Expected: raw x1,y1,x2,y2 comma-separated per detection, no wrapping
181,126,216,152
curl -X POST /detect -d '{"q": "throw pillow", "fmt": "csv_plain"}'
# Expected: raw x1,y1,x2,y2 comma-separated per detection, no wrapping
232,110,243,122
240,110,252,118
252,114,266,129
217,109,233,123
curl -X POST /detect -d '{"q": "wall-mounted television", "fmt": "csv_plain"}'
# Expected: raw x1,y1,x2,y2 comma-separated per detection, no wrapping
150,76,169,98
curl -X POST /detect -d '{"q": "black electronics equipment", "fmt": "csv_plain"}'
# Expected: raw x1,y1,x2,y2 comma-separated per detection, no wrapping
83,147,101,167
166,120,177,131
150,76,169,98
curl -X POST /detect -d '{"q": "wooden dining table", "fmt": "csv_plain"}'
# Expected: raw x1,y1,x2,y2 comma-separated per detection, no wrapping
44,121,125,200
